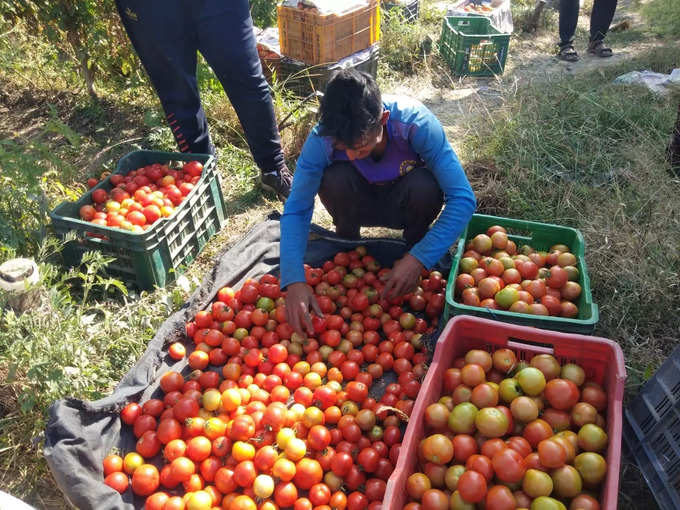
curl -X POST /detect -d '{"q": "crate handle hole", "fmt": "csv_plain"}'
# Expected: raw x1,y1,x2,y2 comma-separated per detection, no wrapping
507,337,555,354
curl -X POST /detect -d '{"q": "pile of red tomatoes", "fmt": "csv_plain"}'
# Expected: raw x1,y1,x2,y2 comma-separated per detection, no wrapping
78,161,204,232
103,247,447,510
405,348,610,510
454,225,583,318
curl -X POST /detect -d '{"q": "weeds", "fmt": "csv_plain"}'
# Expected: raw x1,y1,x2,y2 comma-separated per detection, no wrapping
643,0,680,37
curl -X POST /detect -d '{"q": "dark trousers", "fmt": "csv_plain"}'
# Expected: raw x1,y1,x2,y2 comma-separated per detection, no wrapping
115,0,285,173
318,162,444,246
559,0,618,46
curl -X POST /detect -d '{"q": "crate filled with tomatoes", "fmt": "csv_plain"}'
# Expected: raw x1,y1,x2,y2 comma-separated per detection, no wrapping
445,213,599,334
49,150,226,290
384,315,625,510
99,245,449,509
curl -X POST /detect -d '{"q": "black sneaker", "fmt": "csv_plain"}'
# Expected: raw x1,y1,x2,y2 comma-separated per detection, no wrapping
261,167,293,201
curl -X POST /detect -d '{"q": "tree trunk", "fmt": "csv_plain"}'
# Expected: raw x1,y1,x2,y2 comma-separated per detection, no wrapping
67,30,98,100
79,51,97,100
527,0,546,33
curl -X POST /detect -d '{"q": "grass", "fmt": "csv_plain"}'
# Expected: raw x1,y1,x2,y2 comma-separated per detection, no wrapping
643,0,680,37
0,1,679,508
462,45,680,510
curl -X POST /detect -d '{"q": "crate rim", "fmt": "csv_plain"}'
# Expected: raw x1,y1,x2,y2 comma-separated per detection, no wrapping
385,314,626,510
48,150,216,237
444,13,507,36
445,213,599,327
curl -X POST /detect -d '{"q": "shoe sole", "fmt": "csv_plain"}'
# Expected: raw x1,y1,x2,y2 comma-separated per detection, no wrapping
260,181,288,201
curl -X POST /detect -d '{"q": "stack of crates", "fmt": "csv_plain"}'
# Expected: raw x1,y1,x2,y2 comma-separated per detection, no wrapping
275,0,381,95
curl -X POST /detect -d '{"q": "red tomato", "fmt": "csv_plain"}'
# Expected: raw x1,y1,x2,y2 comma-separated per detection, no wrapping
544,378,580,410
491,447,527,483
457,470,487,503
121,402,142,425
104,472,129,493
131,464,159,496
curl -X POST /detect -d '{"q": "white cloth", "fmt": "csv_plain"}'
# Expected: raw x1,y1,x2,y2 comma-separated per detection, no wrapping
281,0,369,15
0,491,37,510
448,0,514,34
613,69,680,95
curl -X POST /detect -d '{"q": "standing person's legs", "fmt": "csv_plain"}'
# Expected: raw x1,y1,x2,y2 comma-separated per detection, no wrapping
558,0,581,47
588,0,617,56
196,0,287,176
115,0,213,154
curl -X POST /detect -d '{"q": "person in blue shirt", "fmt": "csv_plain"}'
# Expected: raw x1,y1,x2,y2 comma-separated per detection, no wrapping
281,69,476,335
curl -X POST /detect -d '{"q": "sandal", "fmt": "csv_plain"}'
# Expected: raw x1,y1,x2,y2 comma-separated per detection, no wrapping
557,44,579,62
588,40,613,57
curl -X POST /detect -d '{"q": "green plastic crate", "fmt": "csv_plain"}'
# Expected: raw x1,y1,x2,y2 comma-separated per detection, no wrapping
49,150,226,290
439,15,509,77
444,214,599,334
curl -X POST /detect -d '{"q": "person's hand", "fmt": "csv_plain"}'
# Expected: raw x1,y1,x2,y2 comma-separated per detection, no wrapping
285,281,323,337
381,253,424,300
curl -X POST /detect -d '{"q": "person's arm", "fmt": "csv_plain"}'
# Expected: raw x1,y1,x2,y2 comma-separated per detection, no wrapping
407,106,476,269
280,133,329,334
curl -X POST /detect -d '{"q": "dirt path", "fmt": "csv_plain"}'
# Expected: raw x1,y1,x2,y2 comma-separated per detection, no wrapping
384,0,663,149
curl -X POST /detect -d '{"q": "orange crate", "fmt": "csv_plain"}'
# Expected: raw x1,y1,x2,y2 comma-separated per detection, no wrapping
277,1,381,65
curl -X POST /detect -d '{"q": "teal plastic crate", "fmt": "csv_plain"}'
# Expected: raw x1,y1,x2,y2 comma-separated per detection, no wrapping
49,151,226,290
444,214,599,334
439,15,509,76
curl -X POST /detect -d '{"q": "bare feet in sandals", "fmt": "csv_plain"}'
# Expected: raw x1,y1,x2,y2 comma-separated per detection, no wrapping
558,43,579,62
588,40,613,57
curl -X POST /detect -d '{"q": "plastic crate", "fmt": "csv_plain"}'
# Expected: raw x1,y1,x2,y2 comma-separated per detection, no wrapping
623,345,680,510
383,315,626,510
382,0,419,23
277,45,379,96
439,15,510,76
444,213,599,334
277,1,381,65
49,151,226,290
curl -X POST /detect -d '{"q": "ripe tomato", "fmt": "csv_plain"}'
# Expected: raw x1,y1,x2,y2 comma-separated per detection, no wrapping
294,458,323,490
537,438,567,469
274,481,298,507
309,483,332,505
103,454,123,476
131,464,159,496
421,434,454,465
452,434,478,463
120,402,142,425
136,430,161,458
465,454,494,482
484,485,517,510
544,378,580,410
491,447,526,483
457,470,487,503
132,414,157,439
104,472,129,493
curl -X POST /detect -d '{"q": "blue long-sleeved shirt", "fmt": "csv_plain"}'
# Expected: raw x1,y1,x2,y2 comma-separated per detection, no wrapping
280,94,476,289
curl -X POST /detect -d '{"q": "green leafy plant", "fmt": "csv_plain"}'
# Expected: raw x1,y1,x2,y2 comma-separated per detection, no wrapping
0,105,82,254
1,0,138,97
250,0,278,28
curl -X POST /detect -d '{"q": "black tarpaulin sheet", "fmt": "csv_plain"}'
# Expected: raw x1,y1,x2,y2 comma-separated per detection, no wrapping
44,212,448,510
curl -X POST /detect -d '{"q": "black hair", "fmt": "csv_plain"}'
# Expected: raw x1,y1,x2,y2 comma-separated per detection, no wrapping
318,69,382,147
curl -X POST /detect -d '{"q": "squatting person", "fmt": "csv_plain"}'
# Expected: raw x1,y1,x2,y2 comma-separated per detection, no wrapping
279,69,476,335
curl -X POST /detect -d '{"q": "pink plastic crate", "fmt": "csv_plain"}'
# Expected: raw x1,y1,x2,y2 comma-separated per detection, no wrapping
383,315,625,510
